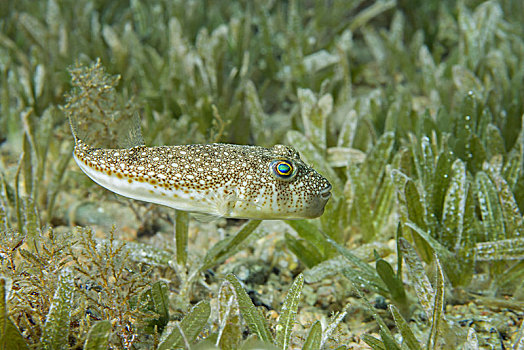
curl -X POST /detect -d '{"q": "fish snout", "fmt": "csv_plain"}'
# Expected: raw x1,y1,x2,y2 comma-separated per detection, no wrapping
302,183,332,218
319,183,332,200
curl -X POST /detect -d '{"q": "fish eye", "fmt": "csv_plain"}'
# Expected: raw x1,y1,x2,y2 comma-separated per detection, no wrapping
270,160,296,180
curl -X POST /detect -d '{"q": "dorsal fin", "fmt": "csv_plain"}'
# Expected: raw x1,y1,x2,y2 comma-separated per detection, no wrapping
68,111,145,149
119,111,145,148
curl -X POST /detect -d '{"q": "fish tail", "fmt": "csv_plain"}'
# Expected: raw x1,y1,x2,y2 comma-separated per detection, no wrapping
68,113,80,144
68,113,91,148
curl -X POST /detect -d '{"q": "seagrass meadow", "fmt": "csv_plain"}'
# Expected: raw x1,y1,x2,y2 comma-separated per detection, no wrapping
1,0,524,349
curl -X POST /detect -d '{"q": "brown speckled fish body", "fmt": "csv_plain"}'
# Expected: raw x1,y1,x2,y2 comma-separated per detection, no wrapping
73,140,332,219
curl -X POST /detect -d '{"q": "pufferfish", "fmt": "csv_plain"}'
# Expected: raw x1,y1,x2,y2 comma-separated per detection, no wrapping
71,126,332,220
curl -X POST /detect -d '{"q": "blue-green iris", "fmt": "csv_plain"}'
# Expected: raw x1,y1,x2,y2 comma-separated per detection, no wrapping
271,160,295,180
277,162,291,175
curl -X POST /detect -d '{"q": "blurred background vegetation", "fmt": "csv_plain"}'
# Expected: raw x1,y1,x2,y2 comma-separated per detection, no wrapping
1,0,524,349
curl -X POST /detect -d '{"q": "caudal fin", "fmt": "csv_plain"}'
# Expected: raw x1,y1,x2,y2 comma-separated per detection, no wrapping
68,113,80,144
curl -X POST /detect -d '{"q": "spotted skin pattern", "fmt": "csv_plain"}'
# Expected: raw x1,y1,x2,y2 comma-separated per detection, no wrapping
73,140,332,219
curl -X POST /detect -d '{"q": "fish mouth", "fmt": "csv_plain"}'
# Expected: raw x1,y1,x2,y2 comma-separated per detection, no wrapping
319,184,332,200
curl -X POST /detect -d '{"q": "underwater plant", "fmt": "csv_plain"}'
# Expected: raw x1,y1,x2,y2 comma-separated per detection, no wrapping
1,0,524,348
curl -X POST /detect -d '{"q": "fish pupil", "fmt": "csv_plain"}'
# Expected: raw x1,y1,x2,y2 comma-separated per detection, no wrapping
278,163,291,174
